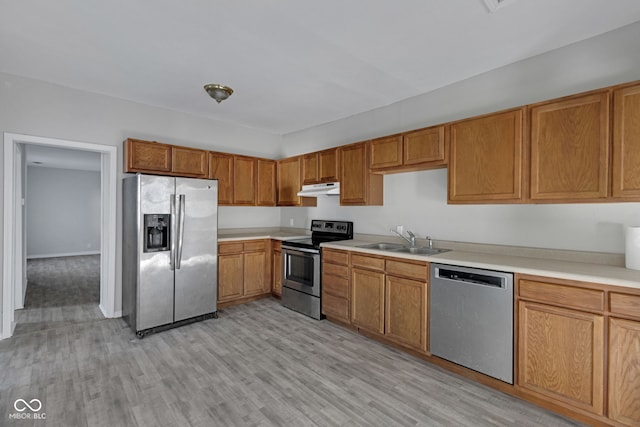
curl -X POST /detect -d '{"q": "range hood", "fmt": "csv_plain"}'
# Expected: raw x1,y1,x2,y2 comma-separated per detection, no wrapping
297,182,340,197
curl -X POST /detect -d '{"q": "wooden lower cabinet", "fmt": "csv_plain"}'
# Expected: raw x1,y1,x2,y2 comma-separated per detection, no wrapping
517,300,604,415
608,317,640,426
217,240,271,305
272,241,282,296
351,267,385,334
321,249,350,322
385,275,427,353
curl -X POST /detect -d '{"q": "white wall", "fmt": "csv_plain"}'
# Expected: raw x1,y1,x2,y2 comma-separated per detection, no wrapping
280,22,640,254
26,166,101,258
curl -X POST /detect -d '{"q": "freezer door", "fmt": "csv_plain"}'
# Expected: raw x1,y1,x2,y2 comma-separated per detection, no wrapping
174,177,218,321
138,174,175,330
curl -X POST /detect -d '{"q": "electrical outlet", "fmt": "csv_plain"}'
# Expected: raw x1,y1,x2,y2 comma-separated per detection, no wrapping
289,218,294,227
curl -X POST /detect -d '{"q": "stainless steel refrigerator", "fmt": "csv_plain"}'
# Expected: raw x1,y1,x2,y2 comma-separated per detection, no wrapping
122,174,218,337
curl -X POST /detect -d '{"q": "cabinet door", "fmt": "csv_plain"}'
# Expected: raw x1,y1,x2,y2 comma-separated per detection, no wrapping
318,148,339,182
125,139,172,173
218,253,244,302
518,301,604,415
172,146,208,177
209,152,234,205
340,142,383,206
351,267,385,334
370,135,403,170
612,83,640,199
277,156,316,206
272,249,282,296
244,251,267,296
385,275,427,352
257,159,276,206
404,125,447,166
530,91,610,201
608,317,640,426
302,152,319,185
234,156,256,205
449,108,524,203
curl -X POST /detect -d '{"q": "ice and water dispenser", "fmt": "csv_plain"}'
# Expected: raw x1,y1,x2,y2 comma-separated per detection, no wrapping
144,214,170,252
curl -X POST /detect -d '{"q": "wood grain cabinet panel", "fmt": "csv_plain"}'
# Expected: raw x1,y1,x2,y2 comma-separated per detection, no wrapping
385,275,427,352
530,91,610,201
339,142,383,206
244,251,267,296
318,148,339,182
612,83,640,199
272,240,282,296
218,253,244,302
448,108,524,203
171,146,208,177
234,156,257,205
302,152,319,185
277,156,316,207
125,139,172,173
208,152,234,205
370,135,403,169
403,125,447,166
257,159,276,206
518,300,604,415
322,249,350,322
608,317,640,426
351,267,385,334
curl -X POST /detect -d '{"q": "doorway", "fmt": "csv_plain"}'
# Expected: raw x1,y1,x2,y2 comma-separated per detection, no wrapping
2,133,118,340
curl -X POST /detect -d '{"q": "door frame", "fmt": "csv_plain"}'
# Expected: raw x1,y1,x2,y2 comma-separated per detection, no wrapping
2,133,118,340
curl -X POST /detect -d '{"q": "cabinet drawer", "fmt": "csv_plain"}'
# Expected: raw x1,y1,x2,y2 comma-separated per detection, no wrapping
386,258,428,281
519,279,604,312
610,292,640,319
323,262,349,279
351,254,385,271
244,240,267,252
322,293,349,321
323,249,349,265
219,242,243,254
322,273,349,299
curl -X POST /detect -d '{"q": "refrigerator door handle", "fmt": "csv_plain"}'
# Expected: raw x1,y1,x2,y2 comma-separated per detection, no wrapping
176,194,186,269
170,194,177,271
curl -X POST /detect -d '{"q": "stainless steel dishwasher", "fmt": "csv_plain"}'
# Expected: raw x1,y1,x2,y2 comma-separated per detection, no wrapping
429,263,514,384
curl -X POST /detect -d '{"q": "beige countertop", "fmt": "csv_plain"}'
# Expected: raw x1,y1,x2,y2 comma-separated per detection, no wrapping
321,238,640,290
218,227,309,242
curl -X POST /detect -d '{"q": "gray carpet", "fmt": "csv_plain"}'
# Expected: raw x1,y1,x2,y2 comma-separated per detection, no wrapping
14,255,103,336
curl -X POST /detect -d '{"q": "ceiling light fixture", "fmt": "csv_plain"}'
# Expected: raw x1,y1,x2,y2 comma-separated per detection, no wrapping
204,84,234,103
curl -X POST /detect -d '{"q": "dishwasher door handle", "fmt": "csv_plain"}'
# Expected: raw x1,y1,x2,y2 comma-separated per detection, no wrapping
436,267,506,288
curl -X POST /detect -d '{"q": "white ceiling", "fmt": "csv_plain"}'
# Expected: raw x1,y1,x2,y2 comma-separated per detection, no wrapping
2,1,640,135
25,145,101,172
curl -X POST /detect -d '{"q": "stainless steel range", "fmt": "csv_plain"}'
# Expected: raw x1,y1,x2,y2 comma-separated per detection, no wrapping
281,220,353,319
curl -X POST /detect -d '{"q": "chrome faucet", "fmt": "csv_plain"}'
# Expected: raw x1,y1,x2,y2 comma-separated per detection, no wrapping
392,228,417,247
427,235,433,249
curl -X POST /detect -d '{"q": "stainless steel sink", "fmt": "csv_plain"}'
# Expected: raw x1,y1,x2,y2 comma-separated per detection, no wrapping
357,242,406,250
357,242,450,256
391,247,450,255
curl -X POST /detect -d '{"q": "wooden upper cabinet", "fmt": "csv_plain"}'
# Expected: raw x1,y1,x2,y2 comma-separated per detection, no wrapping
612,83,640,199
448,108,524,203
256,159,276,206
302,152,319,185
277,156,316,207
208,152,234,205
530,91,610,202
339,142,383,206
303,148,340,184
370,135,403,169
125,139,207,177
233,155,256,206
171,146,208,178
125,139,172,173
370,126,447,174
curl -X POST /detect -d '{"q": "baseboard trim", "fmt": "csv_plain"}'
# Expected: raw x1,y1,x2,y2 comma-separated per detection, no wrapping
27,251,101,260
99,304,122,319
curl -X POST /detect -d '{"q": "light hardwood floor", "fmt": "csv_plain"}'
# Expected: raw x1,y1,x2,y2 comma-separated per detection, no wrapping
0,297,584,427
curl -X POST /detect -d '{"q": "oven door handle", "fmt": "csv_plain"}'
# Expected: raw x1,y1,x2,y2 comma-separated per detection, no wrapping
281,246,319,255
